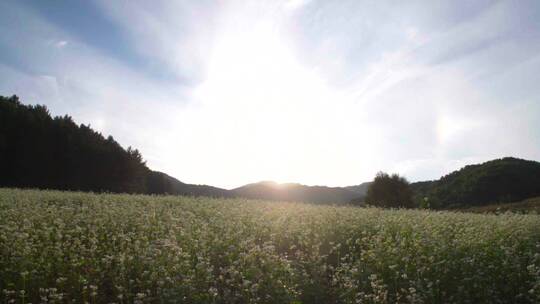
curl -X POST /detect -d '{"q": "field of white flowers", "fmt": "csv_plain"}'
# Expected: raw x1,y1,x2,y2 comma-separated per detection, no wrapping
1,188,539,303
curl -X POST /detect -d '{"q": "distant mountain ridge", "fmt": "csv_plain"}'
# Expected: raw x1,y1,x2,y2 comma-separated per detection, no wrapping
344,183,371,196
147,171,232,198
154,157,540,207
231,181,369,204
228,157,540,207
146,176,371,204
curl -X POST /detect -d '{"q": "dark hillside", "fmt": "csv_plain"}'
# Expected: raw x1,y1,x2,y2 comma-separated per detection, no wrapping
147,171,232,197
0,95,228,197
0,95,148,193
411,157,540,208
459,196,540,214
344,182,371,197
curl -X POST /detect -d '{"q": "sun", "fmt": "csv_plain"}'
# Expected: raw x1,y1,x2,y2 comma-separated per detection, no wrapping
178,10,368,188
188,21,329,180
196,21,311,107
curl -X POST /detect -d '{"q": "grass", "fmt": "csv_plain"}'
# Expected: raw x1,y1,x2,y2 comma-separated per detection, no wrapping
460,196,540,214
1,188,540,303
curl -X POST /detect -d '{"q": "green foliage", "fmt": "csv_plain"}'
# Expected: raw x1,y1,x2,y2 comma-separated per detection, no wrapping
0,95,149,193
365,172,414,208
411,157,540,208
1,189,539,303
460,196,540,214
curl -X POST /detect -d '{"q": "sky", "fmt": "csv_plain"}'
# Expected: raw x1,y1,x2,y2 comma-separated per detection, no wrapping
1,0,540,189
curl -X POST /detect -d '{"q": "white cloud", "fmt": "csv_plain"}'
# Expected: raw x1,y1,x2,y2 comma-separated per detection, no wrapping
284,0,311,11
55,40,68,48
1,0,539,188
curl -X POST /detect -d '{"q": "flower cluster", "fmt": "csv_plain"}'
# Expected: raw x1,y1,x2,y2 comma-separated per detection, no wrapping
1,188,539,303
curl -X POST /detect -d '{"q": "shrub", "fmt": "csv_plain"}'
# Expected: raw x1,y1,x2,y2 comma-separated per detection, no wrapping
365,172,414,208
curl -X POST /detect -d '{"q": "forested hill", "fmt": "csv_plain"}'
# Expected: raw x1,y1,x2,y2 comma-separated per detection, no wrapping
147,171,232,197
0,95,225,196
411,157,540,208
232,181,366,204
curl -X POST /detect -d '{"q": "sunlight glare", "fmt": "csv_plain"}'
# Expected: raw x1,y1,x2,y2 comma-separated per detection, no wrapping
160,5,377,188
189,18,354,184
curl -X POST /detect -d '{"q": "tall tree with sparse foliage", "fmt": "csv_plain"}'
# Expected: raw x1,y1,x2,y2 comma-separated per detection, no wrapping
365,172,414,208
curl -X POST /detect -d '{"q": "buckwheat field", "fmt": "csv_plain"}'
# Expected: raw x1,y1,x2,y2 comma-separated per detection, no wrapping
1,189,539,303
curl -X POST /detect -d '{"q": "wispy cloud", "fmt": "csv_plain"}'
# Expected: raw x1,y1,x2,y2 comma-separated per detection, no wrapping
54,40,68,48
1,0,539,188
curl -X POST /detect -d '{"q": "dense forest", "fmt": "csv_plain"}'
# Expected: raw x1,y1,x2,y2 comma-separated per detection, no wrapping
0,95,226,196
0,95,149,193
411,157,540,208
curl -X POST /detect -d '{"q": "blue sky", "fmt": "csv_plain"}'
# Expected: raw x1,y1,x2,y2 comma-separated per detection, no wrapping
1,0,540,189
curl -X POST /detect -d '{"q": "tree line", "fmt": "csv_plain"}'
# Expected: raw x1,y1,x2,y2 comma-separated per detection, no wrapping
0,95,155,193
364,157,540,209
